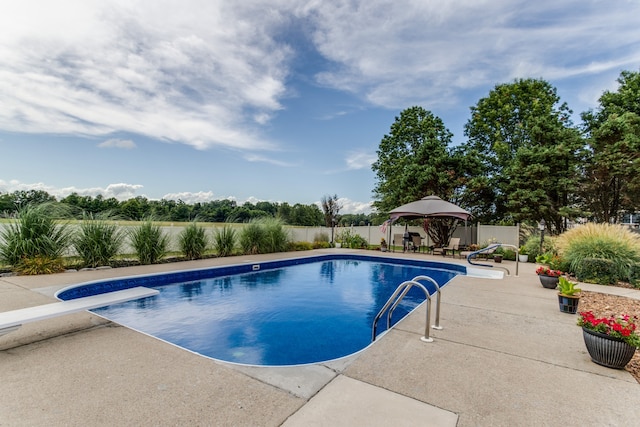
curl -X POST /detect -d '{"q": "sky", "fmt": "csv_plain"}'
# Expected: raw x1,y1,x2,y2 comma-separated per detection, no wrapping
1,1,639,214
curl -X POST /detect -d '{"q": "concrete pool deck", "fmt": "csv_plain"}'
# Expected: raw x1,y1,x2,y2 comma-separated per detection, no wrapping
1,249,639,426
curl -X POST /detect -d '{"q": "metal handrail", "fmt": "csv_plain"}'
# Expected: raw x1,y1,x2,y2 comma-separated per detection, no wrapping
466,243,520,276
372,275,441,343
387,275,442,331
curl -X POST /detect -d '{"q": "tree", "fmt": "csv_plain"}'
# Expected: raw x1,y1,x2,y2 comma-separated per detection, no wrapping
581,70,640,222
462,78,582,230
320,194,341,228
372,106,465,212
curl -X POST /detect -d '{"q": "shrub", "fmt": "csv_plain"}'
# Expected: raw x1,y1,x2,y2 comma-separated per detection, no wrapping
336,229,368,248
73,214,125,268
312,241,332,249
261,218,290,253
313,232,329,243
213,225,237,257
179,222,209,260
575,257,619,285
522,234,555,261
15,255,66,275
0,204,71,274
239,218,290,254
239,220,266,254
129,219,169,264
290,241,314,251
556,223,640,282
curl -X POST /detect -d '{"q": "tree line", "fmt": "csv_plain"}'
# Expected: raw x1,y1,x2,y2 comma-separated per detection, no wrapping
0,190,375,227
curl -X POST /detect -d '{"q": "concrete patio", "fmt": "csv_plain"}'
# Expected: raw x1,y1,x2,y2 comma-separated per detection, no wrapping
1,249,639,426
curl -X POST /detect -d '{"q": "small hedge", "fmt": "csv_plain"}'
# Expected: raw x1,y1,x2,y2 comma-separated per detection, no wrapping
575,257,618,285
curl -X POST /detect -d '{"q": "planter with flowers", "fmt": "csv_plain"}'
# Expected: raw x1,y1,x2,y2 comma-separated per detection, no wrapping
536,266,563,289
380,238,388,252
577,311,640,369
557,277,580,314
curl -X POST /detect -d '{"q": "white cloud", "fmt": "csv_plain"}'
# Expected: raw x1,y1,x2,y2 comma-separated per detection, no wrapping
243,153,299,167
98,138,137,149
0,179,144,201
345,150,376,170
302,0,640,109
161,191,216,204
0,1,292,151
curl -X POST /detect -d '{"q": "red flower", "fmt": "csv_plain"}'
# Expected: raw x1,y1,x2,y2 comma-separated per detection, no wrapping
536,266,562,277
578,311,640,348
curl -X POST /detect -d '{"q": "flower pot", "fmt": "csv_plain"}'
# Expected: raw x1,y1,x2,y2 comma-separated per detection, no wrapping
557,294,579,314
538,275,559,289
518,254,528,263
493,254,503,263
582,327,637,369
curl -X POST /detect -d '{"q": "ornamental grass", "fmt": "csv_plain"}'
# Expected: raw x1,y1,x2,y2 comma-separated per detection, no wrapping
556,223,640,283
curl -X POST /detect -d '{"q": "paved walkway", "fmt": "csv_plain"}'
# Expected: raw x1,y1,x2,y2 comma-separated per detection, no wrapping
1,250,639,426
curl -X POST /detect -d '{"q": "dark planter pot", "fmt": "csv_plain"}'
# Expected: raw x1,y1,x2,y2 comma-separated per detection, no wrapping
557,294,579,314
538,275,559,289
493,254,503,263
582,327,637,369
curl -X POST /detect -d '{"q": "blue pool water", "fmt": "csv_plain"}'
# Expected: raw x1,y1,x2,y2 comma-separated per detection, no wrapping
58,255,463,366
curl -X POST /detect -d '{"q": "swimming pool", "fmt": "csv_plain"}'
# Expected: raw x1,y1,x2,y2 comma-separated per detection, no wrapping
57,254,465,366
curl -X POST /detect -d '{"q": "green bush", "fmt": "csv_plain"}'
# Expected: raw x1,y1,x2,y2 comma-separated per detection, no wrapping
290,241,314,251
337,229,368,248
522,234,555,261
129,219,169,264
0,204,71,274
576,258,618,285
239,221,265,254
312,241,332,249
178,222,209,260
628,263,640,288
556,223,640,282
73,214,125,268
213,225,236,257
261,218,290,253
239,218,290,255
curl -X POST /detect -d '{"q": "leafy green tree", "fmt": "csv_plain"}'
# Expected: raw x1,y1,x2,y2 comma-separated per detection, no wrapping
581,70,640,222
372,106,474,245
462,78,582,229
12,190,56,208
372,106,465,213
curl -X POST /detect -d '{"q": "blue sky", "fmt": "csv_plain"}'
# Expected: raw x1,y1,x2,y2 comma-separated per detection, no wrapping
1,1,639,214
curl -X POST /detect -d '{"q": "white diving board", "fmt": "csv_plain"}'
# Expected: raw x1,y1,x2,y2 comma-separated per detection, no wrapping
0,286,159,337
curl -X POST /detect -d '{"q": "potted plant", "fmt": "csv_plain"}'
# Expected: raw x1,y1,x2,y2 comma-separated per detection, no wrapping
380,238,388,252
518,246,528,263
536,266,563,289
577,311,640,369
557,277,580,314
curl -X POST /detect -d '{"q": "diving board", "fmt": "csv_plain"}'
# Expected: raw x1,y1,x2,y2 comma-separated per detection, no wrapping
0,287,159,337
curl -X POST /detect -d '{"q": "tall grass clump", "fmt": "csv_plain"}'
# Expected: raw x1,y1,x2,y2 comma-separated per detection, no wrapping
179,222,209,260
213,225,237,257
239,220,266,254
556,223,640,284
261,217,290,253
129,219,169,265
239,218,290,254
73,214,125,268
0,204,71,274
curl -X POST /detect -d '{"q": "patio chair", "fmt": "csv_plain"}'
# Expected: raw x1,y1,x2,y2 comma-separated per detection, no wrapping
392,234,404,252
434,237,460,257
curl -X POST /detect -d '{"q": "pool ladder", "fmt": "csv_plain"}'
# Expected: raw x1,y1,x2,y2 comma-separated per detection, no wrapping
372,275,442,343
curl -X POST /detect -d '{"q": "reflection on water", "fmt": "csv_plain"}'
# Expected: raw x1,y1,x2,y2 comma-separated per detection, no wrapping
94,259,458,365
